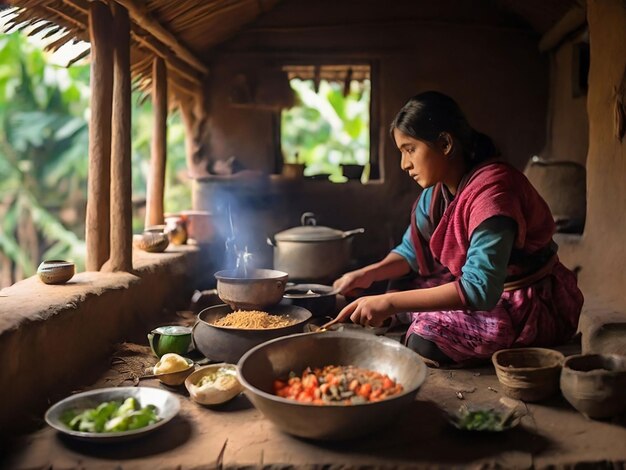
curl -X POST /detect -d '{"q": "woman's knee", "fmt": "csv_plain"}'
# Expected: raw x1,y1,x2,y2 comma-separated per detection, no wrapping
405,333,454,364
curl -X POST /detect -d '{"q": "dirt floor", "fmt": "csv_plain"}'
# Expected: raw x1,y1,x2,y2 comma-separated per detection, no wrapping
3,328,626,470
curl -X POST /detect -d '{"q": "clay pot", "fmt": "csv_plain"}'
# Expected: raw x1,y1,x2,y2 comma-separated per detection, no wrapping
165,216,188,245
560,354,626,419
281,163,305,180
492,348,564,402
37,260,75,285
180,210,214,244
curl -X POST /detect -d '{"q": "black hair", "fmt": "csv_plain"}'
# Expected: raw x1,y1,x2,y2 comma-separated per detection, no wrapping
390,91,499,165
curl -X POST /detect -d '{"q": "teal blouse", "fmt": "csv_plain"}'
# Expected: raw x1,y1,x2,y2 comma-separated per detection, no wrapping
392,187,518,310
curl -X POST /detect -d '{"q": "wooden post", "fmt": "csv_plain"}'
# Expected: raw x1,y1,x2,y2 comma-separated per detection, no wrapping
109,1,133,272
86,0,113,271
145,57,168,227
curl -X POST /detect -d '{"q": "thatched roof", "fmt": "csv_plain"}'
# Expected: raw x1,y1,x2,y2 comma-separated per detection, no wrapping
3,0,281,101
2,0,579,102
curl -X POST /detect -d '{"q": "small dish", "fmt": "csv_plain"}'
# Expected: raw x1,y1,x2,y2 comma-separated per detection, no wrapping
45,386,180,442
37,260,75,284
446,404,524,432
152,356,195,386
185,363,243,405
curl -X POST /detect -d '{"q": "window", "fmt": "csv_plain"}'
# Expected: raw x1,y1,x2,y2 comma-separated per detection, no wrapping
280,64,373,182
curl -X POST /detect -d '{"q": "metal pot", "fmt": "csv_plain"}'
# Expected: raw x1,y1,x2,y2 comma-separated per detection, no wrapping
282,283,337,318
214,268,288,310
268,212,364,282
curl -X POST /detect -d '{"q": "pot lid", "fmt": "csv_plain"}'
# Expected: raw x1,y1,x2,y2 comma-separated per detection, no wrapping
274,212,345,242
275,224,345,242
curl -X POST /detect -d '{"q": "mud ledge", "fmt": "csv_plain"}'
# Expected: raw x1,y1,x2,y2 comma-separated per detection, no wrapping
0,246,200,434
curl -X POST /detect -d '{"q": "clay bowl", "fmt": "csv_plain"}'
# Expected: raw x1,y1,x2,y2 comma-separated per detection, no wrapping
560,354,626,419
237,331,427,440
133,231,169,253
492,348,564,402
214,268,288,310
37,260,75,285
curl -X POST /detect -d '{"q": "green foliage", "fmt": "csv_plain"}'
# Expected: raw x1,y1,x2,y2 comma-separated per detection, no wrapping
0,32,89,277
281,78,370,181
0,32,189,286
129,96,189,233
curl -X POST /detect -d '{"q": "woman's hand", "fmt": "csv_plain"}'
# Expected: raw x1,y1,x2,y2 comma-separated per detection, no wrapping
332,269,374,296
334,293,396,327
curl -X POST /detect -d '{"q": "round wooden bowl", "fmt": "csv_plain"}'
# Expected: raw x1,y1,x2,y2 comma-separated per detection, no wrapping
492,348,564,402
560,354,626,419
37,260,75,285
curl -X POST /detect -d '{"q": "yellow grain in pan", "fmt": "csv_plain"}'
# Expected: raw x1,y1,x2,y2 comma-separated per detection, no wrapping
213,310,296,329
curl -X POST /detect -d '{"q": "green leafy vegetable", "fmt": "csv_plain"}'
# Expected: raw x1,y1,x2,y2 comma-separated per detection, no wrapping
63,397,159,433
455,408,505,431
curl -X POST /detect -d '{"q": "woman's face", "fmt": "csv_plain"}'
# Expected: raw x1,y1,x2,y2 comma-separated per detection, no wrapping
393,128,449,188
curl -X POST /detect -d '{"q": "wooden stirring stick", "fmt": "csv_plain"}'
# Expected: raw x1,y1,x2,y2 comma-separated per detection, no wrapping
317,316,342,332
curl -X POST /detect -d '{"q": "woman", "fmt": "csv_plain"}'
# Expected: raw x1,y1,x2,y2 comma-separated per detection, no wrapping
333,91,583,366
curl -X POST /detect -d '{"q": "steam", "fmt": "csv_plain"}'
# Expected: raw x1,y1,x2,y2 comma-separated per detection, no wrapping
225,202,253,277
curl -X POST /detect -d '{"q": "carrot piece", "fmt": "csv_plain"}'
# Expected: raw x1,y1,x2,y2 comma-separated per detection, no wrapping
382,377,394,390
273,379,287,391
358,382,372,398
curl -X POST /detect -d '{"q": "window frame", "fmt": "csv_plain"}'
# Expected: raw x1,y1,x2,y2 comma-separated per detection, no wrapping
275,59,380,182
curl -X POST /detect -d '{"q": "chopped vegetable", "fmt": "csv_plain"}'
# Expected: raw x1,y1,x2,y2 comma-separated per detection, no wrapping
62,397,160,433
454,407,506,431
273,365,404,405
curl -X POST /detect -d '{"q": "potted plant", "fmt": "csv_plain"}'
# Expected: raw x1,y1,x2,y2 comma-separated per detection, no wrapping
281,151,305,179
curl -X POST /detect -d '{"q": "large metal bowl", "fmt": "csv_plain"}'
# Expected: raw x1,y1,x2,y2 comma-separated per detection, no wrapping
45,386,180,442
193,304,312,363
237,331,427,440
215,268,288,310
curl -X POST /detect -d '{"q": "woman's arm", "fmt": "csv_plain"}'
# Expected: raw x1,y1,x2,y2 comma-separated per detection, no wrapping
336,282,463,326
336,216,517,326
333,252,412,295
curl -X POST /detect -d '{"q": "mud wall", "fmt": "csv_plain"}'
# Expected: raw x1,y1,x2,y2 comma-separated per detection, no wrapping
193,0,549,270
568,0,626,307
542,32,589,164
0,248,198,435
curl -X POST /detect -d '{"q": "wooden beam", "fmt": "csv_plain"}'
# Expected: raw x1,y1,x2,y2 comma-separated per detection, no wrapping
112,0,208,76
109,1,133,272
539,4,587,52
131,30,201,86
85,0,113,271
145,56,168,228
